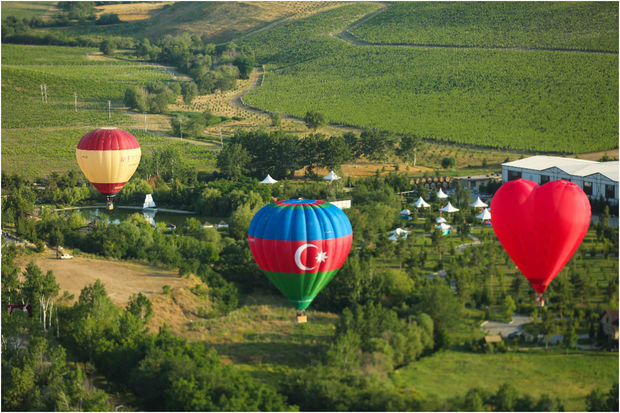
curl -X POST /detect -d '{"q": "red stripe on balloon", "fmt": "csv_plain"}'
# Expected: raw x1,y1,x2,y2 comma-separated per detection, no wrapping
248,234,352,274
92,182,127,195
77,128,140,151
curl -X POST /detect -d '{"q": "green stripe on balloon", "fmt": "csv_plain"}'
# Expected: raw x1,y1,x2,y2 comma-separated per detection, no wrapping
262,269,340,310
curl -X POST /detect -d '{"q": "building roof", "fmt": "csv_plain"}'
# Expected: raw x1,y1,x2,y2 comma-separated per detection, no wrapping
483,335,503,344
601,309,619,324
502,156,618,182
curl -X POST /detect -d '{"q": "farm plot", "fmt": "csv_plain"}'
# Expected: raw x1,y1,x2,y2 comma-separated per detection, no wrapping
245,41,618,154
350,2,619,52
2,45,172,129
1,127,216,179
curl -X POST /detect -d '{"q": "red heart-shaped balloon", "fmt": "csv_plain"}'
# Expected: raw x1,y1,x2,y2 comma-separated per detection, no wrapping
491,179,591,294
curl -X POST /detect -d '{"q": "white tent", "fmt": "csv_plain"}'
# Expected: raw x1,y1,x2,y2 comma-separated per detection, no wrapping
323,171,341,181
413,197,430,208
435,222,451,231
470,196,488,208
435,216,447,224
476,208,492,221
439,202,460,213
143,194,156,209
388,228,410,241
400,209,411,216
437,188,448,199
260,174,278,184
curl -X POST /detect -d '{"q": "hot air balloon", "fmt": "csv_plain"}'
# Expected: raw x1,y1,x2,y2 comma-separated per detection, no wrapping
248,199,352,322
491,179,590,306
76,128,141,210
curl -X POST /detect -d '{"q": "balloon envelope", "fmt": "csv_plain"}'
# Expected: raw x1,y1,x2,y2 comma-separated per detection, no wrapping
491,179,590,294
76,128,141,196
248,199,352,310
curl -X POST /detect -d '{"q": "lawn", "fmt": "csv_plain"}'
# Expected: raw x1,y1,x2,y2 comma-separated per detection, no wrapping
394,349,619,411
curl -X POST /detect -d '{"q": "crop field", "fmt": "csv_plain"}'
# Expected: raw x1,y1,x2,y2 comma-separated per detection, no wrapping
0,44,218,179
394,349,618,411
241,3,618,154
1,44,172,129
0,1,55,20
1,127,216,179
351,2,619,52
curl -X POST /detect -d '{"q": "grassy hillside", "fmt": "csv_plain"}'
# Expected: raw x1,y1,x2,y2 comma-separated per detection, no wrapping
1,44,216,178
0,1,55,20
241,3,618,154
394,349,618,411
351,2,619,51
37,1,341,44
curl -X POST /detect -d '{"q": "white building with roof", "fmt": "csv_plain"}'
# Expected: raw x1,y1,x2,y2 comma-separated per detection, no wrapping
501,156,618,205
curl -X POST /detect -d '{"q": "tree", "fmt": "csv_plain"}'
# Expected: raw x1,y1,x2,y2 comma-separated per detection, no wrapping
181,81,198,105
399,133,422,166
304,111,326,130
540,308,557,350
500,295,516,321
359,129,397,161
96,13,120,25
233,55,255,79
217,143,250,181
99,39,116,56
494,383,518,411
124,87,147,112
126,292,153,324
270,111,282,128
441,156,456,170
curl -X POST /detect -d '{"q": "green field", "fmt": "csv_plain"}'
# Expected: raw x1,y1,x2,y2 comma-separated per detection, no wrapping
351,2,619,51
394,349,618,411
1,44,215,178
240,3,618,154
1,44,172,129
0,1,54,20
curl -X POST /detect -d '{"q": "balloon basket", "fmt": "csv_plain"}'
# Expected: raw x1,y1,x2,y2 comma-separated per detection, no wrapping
106,197,114,210
535,294,545,307
296,313,307,323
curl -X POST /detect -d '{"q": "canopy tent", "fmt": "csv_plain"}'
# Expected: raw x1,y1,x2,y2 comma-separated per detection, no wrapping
388,228,410,241
437,188,448,199
439,202,460,213
470,196,488,208
476,208,492,221
413,197,430,208
260,174,278,184
400,209,411,216
323,171,341,181
435,216,447,224
435,222,451,231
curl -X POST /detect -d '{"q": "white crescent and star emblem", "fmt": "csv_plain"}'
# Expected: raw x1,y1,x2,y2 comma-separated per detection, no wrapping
294,244,328,271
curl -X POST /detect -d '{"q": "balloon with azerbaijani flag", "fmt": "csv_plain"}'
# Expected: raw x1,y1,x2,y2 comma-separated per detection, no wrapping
248,199,352,322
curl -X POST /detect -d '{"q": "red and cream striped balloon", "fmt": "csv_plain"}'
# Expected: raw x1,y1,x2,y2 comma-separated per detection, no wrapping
76,128,141,208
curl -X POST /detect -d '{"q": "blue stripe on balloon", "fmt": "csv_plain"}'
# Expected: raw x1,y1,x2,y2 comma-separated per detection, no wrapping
248,200,352,241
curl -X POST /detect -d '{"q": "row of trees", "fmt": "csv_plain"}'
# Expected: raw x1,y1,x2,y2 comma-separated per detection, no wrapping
217,128,423,181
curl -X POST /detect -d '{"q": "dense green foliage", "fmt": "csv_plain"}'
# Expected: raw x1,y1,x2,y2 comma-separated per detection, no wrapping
351,2,619,51
241,3,618,153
